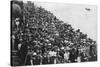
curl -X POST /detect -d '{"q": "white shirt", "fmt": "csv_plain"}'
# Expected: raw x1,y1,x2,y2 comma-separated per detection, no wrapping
64,52,70,60
49,51,57,57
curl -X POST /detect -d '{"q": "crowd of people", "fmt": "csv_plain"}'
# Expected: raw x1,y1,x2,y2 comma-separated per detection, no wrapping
11,1,97,66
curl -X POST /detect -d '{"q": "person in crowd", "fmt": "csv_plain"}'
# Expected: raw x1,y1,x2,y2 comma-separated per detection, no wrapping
42,52,49,64
69,48,77,63
76,56,81,63
19,41,28,65
64,50,70,63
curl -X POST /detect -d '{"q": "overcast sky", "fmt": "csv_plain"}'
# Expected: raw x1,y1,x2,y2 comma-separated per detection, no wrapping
33,1,97,41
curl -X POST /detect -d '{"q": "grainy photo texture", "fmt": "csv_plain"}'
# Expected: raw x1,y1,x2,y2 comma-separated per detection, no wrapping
11,0,97,66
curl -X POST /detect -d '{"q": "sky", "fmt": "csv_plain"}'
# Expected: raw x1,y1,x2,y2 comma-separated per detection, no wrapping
33,1,97,41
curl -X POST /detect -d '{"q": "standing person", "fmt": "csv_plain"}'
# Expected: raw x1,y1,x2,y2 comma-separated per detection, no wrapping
53,51,57,64
11,34,15,50
59,47,65,60
89,44,97,61
24,51,31,65
69,48,76,63
77,56,81,63
49,51,54,64
31,52,41,65
64,51,70,63
76,48,81,63
19,41,28,65
35,54,41,65
42,53,49,64
31,52,37,65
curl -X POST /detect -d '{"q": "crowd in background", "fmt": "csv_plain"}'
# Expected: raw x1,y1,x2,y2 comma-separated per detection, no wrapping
11,1,97,66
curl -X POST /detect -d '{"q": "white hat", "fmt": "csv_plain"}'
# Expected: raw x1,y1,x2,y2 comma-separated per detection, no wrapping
61,47,64,50
33,52,37,55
